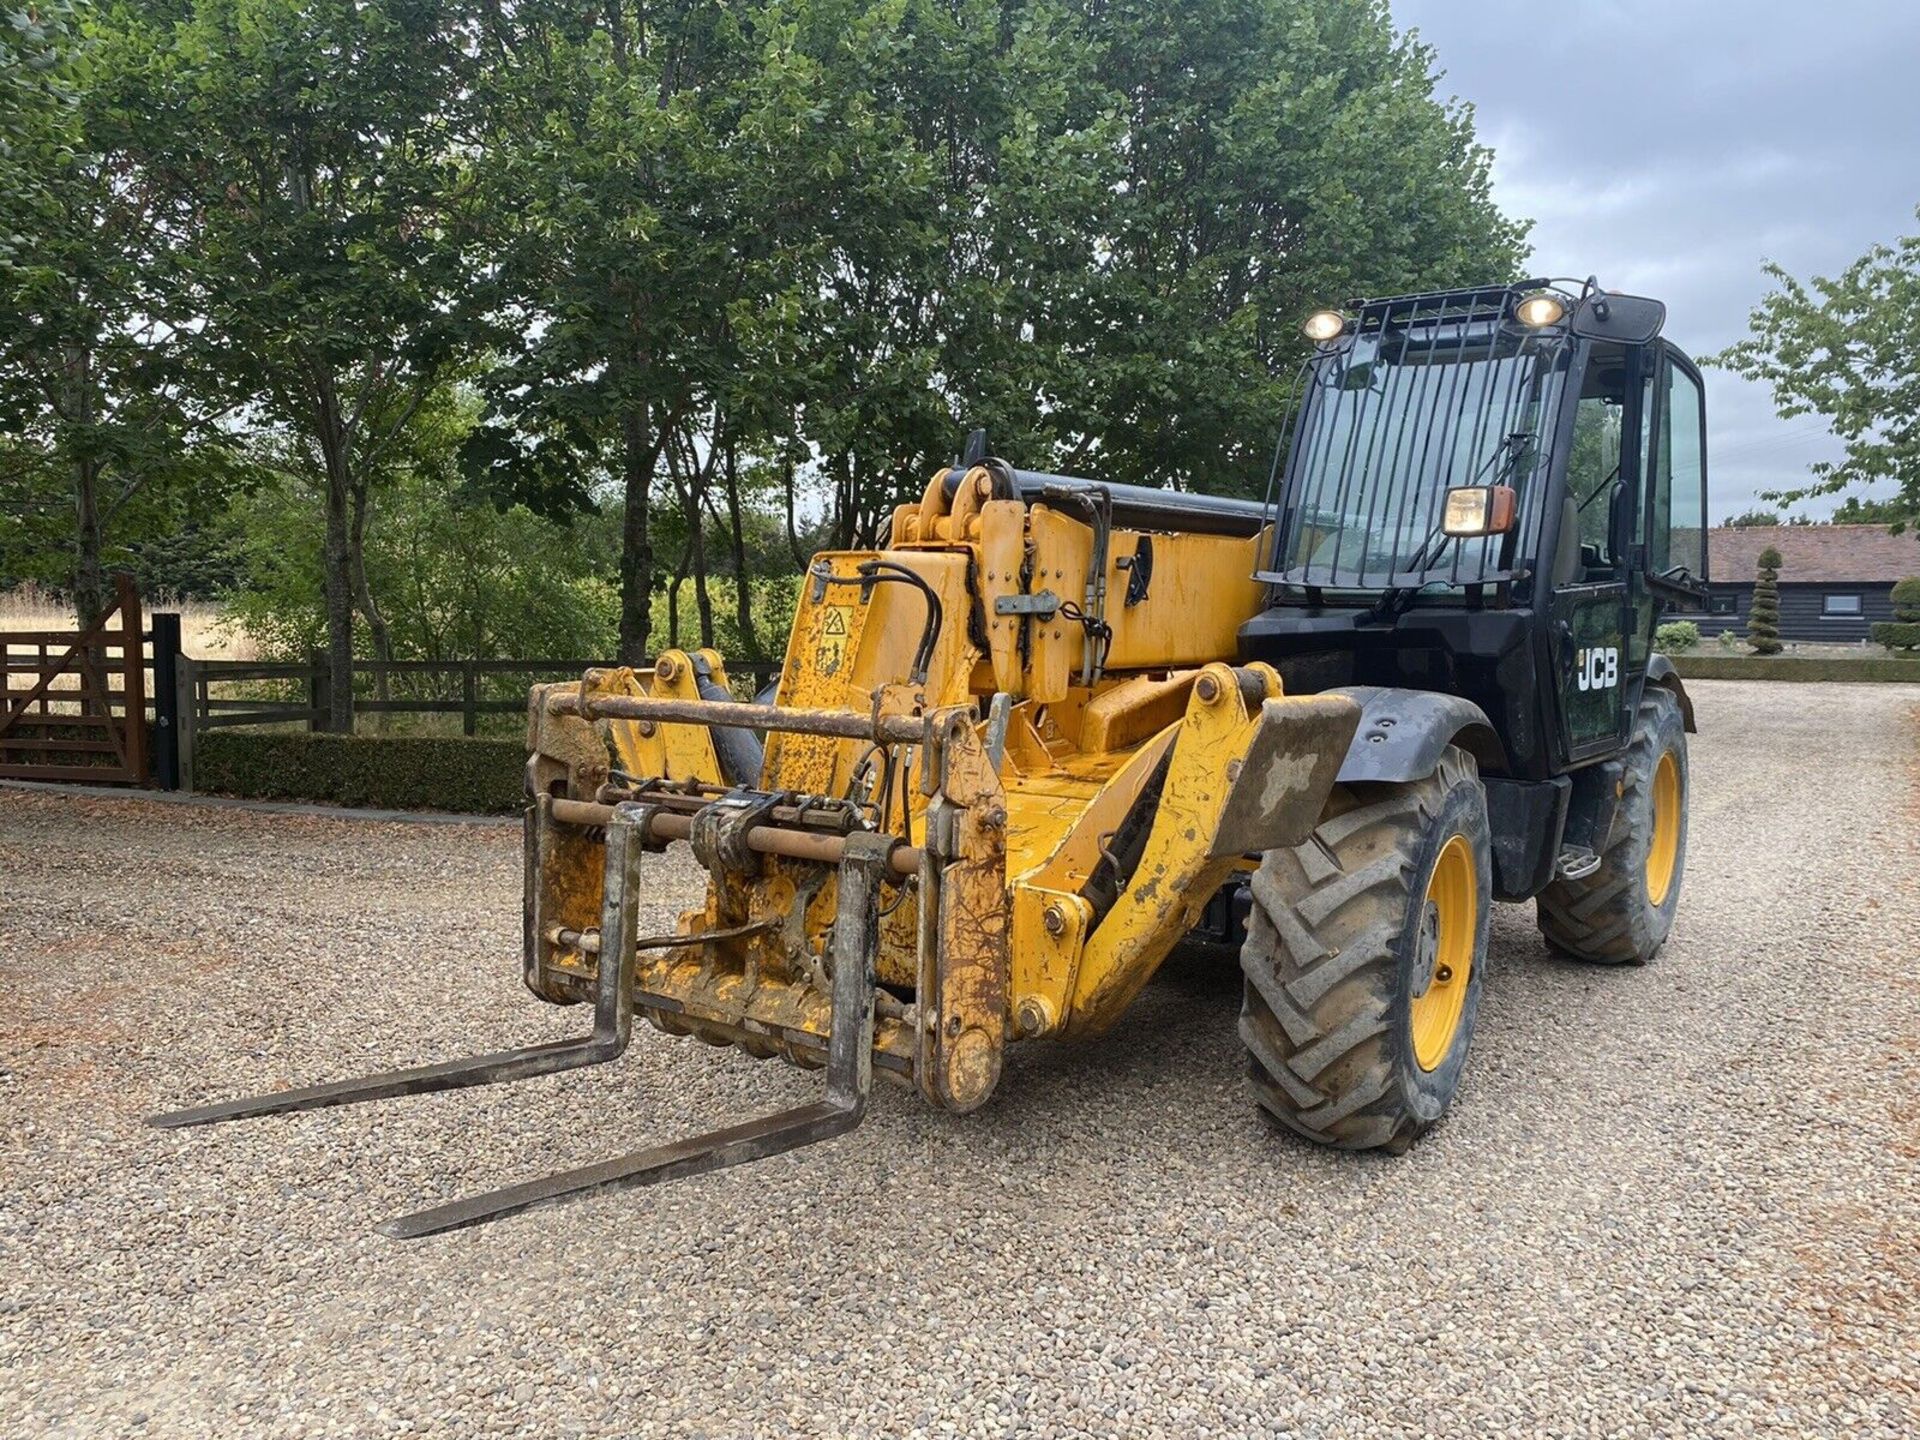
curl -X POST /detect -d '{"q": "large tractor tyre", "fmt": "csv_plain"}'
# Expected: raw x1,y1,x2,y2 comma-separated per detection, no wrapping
1238,746,1491,1154
1536,690,1688,966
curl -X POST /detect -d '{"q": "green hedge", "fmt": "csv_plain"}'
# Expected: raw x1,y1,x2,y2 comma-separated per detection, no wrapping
1870,621,1920,652
194,731,527,813
1671,654,1920,683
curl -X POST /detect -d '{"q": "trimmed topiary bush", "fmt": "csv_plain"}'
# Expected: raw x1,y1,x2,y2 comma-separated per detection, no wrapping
1870,576,1920,653
1748,546,1783,655
1654,620,1701,654
195,732,526,813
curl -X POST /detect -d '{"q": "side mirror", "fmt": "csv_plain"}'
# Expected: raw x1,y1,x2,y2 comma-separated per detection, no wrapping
1572,292,1666,345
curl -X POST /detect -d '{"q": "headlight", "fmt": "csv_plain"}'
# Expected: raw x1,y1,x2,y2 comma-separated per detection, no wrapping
1301,309,1349,343
1514,292,1567,328
1442,485,1518,537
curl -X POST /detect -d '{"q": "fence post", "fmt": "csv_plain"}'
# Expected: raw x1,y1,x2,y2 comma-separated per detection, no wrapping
174,655,198,794
462,660,478,737
116,574,149,785
152,612,182,790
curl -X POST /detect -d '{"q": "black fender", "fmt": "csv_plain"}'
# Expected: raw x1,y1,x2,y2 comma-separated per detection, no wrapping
1329,685,1505,785
1643,654,1697,732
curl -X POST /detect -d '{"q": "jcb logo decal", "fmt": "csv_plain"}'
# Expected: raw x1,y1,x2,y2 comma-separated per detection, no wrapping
1575,646,1619,692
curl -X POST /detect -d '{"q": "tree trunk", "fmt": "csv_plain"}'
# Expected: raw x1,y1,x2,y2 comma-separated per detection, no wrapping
308,364,357,733
321,450,356,732
347,477,394,727
64,343,108,630
667,538,691,650
832,451,855,550
688,467,714,651
617,402,656,666
286,162,357,732
782,450,806,571
664,429,714,651
72,458,107,633
722,440,759,658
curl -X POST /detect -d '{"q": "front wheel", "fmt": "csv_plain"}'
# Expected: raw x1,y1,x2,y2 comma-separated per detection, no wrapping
1238,747,1491,1153
1536,689,1688,965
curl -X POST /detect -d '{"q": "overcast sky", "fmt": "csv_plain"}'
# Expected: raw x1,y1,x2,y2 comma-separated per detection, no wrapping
1392,0,1920,521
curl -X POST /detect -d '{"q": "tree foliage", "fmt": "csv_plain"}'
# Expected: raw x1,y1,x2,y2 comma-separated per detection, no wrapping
126,0,493,721
0,5,253,621
5,0,1528,677
1716,208,1920,532
225,456,622,669
1831,494,1915,528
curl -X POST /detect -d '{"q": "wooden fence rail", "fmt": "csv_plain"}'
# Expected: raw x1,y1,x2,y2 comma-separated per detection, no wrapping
5,593,770,792
174,654,785,790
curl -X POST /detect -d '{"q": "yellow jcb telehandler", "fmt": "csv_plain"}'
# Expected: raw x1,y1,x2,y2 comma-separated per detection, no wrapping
155,280,1707,1237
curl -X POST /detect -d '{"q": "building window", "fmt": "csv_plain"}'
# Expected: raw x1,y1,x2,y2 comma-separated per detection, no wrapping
1823,593,1863,617
1709,592,1737,615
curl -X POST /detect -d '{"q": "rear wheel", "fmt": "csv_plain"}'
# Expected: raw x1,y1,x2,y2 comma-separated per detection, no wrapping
1537,690,1688,965
1238,747,1490,1153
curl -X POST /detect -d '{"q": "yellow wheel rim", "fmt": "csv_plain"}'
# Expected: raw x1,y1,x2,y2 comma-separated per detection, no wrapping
1410,834,1476,1072
1646,749,1681,908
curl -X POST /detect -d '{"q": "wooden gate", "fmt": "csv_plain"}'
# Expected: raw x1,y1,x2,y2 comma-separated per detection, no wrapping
0,574,149,785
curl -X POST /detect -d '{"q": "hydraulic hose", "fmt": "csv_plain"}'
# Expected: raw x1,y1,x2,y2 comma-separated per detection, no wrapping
689,653,766,787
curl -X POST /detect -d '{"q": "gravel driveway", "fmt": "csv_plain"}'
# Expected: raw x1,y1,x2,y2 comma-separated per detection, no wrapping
3,679,1916,1438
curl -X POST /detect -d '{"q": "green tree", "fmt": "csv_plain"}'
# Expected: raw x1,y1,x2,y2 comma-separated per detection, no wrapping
1715,206,1920,530
797,0,1530,529
224,389,622,669
1726,508,1781,527
0,5,251,622
459,1,906,663
131,0,488,724
1748,545,1783,655
783,0,1120,547
464,0,1529,655
1831,494,1915,528
1043,0,1528,496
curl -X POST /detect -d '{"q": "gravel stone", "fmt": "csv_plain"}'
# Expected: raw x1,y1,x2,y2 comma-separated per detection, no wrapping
2,679,1916,1438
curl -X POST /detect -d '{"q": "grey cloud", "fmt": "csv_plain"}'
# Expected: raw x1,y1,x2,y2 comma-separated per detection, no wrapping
1393,0,1920,518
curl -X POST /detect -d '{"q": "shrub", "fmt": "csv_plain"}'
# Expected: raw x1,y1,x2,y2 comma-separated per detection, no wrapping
1654,620,1700,654
195,731,526,813
1716,629,1742,651
1871,576,1920,652
1748,546,1783,655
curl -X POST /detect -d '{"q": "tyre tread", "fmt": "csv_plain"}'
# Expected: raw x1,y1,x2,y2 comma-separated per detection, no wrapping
1536,692,1684,965
1239,747,1482,1152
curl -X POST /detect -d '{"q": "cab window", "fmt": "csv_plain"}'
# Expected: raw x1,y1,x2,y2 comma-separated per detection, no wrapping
1650,360,1707,582
1563,344,1632,575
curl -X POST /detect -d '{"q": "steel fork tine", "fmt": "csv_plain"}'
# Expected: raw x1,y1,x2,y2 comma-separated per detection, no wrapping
147,803,654,1130
378,834,888,1239
379,1097,865,1239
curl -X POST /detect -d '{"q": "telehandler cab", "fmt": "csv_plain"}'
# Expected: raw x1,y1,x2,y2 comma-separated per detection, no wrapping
155,279,1708,1237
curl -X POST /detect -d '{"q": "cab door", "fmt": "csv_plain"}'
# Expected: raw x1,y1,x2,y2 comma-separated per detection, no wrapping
1547,341,1646,762
1640,347,1710,606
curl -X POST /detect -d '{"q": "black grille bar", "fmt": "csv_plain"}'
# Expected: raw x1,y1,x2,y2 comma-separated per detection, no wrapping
1259,281,1574,592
